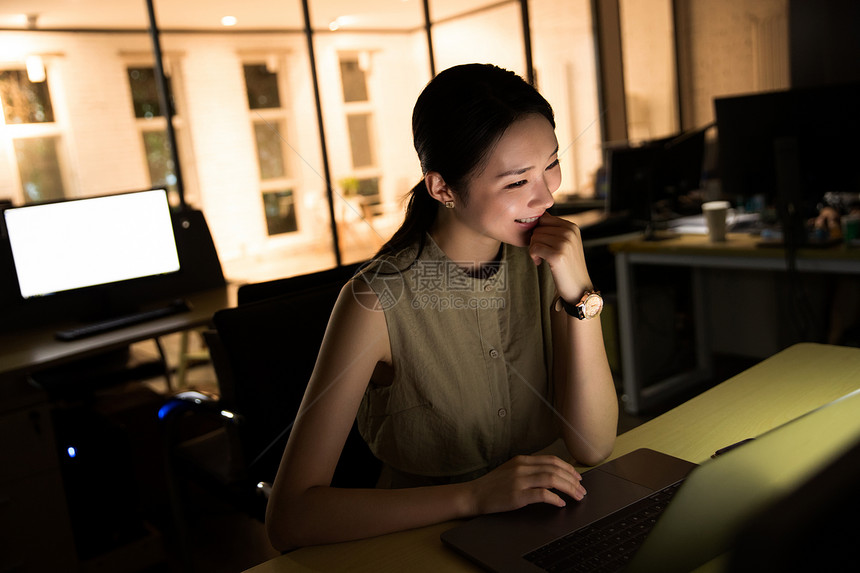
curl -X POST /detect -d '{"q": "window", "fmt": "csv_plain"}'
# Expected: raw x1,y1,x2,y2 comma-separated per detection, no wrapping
253,120,289,180
338,54,380,203
0,69,55,124
244,61,298,236
339,58,369,103
126,65,179,198
347,113,375,169
263,189,297,235
128,66,173,118
0,68,66,202
245,63,282,109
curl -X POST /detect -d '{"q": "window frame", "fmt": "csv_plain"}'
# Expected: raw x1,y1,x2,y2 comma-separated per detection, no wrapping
122,51,198,207
242,53,301,236
0,64,69,203
336,51,382,206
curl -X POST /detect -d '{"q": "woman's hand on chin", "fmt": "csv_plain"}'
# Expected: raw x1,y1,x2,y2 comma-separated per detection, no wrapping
528,214,593,301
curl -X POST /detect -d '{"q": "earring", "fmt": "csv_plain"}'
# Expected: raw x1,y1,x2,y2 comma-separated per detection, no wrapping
444,201,455,209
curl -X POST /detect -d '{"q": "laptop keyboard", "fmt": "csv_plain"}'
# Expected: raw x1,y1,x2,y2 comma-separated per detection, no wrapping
523,480,684,573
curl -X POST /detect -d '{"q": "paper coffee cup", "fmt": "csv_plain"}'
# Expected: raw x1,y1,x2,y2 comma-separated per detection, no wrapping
702,201,731,242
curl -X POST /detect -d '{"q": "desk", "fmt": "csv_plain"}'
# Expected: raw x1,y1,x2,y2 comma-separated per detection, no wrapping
0,286,232,571
0,286,233,382
244,343,860,573
611,232,860,414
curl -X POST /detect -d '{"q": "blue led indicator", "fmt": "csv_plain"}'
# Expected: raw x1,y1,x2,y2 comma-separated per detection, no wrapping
67,446,77,459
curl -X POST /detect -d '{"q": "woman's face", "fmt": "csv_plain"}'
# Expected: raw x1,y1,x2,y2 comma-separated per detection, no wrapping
454,113,560,248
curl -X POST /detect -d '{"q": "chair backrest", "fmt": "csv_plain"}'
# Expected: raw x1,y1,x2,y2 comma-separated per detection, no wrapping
211,264,380,487
236,261,365,306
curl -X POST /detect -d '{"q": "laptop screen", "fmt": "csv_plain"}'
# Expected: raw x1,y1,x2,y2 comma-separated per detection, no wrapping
2,188,180,299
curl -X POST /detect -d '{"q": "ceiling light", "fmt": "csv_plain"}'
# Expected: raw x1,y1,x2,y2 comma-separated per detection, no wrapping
329,15,357,31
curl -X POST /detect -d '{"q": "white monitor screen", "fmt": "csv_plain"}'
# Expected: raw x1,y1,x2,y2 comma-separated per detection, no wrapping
3,189,181,299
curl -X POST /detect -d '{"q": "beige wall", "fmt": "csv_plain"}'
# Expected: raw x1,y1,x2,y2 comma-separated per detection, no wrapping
677,0,789,129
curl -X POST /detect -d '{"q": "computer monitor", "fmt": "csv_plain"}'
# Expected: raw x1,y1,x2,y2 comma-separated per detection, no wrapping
657,126,709,214
714,83,860,244
605,141,662,223
2,188,180,300
606,127,708,224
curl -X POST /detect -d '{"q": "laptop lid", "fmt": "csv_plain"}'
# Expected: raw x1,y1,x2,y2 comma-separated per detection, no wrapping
442,387,860,572
627,387,860,572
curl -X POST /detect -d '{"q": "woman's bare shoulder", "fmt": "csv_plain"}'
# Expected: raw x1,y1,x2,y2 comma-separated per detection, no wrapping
323,278,391,365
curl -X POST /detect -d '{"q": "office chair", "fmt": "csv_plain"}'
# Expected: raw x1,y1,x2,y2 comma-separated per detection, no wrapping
159,262,380,559
236,260,365,305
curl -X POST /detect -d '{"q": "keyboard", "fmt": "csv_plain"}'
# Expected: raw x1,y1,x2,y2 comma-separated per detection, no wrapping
55,298,191,341
524,480,684,573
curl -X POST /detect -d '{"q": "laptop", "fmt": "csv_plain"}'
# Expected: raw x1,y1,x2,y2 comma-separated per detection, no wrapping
441,387,860,572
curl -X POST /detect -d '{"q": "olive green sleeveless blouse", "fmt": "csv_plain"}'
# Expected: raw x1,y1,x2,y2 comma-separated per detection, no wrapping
356,235,559,486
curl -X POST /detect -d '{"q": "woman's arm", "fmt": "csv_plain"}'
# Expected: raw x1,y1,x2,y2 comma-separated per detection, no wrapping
529,214,619,466
265,281,586,551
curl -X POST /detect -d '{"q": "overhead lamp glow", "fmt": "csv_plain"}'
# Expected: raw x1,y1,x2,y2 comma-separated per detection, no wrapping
329,15,357,31
221,15,238,27
26,55,46,83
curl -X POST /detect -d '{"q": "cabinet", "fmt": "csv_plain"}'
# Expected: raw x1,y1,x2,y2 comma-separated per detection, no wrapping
0,378,77,571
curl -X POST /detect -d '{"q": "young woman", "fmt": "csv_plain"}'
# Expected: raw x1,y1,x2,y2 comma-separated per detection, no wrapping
265,63,617,551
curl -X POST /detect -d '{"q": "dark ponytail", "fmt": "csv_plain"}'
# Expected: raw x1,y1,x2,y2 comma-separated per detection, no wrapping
376,179,436,258
375,63,555,260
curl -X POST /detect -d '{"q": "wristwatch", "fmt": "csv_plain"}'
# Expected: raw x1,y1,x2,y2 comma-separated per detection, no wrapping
554,290,604,320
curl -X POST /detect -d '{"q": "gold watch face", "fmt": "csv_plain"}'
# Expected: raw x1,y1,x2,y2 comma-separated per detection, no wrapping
582,293,603,319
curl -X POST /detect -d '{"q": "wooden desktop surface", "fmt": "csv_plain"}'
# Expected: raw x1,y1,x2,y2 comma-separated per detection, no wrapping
610,231,860,265
245,342,860,573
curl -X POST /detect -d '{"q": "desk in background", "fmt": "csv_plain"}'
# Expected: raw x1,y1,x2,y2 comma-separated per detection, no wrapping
0,285,232,571
611,232,860,414
0,286,233,382
244,343,860,573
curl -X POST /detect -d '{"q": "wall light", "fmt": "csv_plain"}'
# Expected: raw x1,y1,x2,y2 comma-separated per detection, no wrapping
221,15,238,27
26,55,46,83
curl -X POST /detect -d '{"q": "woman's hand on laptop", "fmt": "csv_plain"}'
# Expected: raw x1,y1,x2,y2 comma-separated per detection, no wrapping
466,455,586,515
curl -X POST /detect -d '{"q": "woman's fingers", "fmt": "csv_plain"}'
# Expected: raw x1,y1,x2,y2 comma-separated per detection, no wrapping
472,455,587,514
515,456,587,502
529,215,593,300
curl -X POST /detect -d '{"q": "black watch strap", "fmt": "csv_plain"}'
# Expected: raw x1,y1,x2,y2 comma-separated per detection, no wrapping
555,295,586,319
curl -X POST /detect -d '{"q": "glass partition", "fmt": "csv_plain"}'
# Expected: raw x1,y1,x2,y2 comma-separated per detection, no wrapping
152,0,338,281
529,0,603,198
0,0,598,284
619,0,678,143
309,0,429,265
430,1,526,77
0,1,154,205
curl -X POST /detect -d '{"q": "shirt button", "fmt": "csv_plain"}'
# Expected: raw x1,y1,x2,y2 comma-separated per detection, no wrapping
489,349,499,359
498,408,507,418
